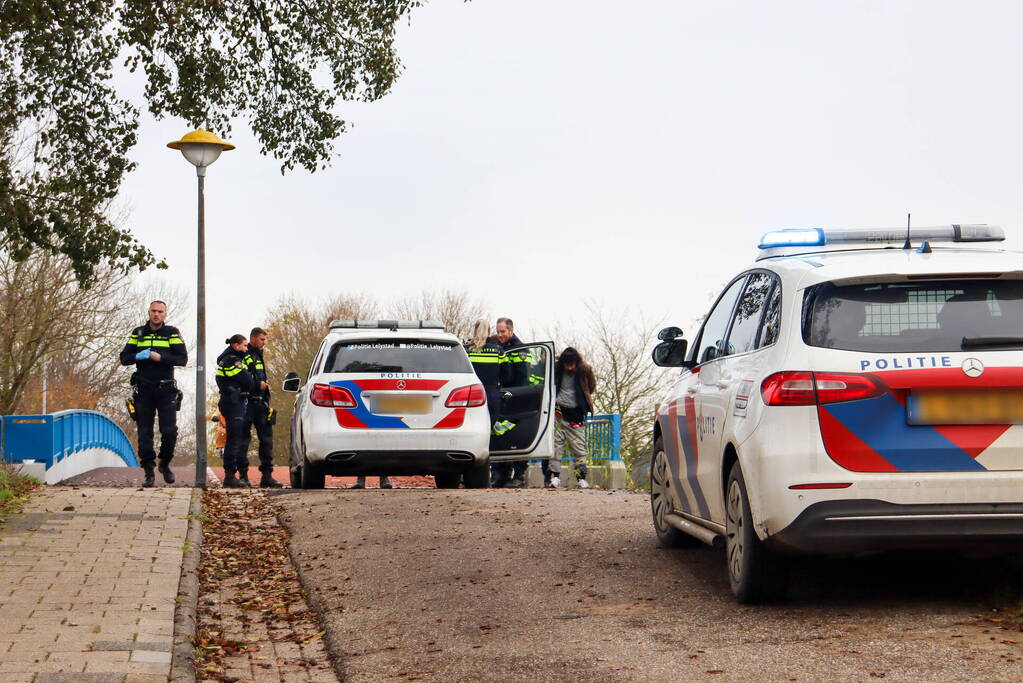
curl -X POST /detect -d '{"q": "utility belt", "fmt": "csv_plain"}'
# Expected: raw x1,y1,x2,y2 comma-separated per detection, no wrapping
126,379,182,420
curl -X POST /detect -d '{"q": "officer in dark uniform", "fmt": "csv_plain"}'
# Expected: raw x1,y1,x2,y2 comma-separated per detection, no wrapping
490,316,531,488
119,300,187,487
241,327,282,488
216,334,255,488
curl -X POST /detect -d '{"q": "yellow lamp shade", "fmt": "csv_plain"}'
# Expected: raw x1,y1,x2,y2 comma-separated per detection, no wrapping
167,129,235,168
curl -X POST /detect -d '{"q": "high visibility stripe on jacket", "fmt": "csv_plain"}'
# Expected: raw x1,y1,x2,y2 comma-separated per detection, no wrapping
215,347,254,399
118,323,188,384
466,342,504,389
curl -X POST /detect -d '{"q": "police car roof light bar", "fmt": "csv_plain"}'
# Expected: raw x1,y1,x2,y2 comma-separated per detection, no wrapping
329,319,446,330
758,224,1004,251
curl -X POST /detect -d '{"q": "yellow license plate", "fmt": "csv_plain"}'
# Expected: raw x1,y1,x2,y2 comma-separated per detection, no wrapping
374,395,432,415
908,390,1023,425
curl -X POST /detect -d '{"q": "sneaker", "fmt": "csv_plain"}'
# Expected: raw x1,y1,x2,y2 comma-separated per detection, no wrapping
504,476,525,489
548,476,561,488
577,478,589,489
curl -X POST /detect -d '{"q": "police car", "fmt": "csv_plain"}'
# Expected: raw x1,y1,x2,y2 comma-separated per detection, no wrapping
650,225,1023,603
284,320,555,488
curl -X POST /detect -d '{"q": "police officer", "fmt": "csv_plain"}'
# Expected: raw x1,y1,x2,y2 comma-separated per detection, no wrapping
490,317,530,488
216,334,255,488
119,300,187,487
241,327,282,488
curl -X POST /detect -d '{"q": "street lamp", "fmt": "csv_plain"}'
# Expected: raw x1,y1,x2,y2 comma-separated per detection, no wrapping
167,129,235,488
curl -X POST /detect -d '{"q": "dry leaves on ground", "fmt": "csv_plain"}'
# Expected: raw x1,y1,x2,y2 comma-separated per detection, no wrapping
195,490,336,682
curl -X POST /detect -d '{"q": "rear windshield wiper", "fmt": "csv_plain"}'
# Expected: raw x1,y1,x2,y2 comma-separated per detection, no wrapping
961,336,1023,348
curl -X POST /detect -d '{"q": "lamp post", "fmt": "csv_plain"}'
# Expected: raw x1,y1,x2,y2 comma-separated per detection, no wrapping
167,129,235,488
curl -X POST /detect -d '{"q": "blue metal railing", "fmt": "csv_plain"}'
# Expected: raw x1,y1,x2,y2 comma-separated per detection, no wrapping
552,413,621,463
1,410,137,469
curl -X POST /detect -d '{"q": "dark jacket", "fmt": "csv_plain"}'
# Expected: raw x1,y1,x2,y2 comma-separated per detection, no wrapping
118,323,188,384
465,341,504,390
216,347,254,402
555,362,596,422
243,345,270,401
490,334,528,387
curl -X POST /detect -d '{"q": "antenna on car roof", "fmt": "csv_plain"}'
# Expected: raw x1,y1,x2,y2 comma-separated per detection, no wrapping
902,213,912,250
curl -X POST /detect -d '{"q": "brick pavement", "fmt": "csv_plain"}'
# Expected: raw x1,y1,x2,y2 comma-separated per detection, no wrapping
0,486,192,682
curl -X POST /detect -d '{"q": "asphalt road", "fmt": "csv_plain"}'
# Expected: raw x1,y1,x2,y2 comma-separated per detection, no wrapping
275,488,1021,682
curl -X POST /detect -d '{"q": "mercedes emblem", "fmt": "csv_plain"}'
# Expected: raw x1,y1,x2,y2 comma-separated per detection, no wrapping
397,380,407,390
961,358,984,378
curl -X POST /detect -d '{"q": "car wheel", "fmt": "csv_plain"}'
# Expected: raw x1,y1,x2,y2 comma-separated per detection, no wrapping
434,473,461,489
650,437,697,547
290,465,302,489
725,461,787,604
301,456,325,489
462,461,491,489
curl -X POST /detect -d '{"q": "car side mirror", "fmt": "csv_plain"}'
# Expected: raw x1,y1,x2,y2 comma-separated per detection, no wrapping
652,339,689,367
657,326,684,341
282,371,301,393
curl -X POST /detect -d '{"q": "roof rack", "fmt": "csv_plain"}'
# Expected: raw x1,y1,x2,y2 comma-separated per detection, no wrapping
757,224,1004,259
329,320,445,331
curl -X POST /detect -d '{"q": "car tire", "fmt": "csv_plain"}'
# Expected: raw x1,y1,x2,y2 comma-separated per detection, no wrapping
462,461,491,489
434,472,461,489
725,461,788,604
301,456,325,490
290,465,302,489
650,437,699,548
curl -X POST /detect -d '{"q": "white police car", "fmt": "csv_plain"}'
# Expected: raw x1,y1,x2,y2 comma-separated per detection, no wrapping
284,320,555,489
650,225,1023,603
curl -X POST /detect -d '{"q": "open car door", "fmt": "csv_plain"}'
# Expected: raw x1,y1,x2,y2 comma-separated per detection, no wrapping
489,342,556,462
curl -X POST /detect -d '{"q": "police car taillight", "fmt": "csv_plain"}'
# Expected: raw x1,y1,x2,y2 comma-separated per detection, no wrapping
761,372,886,406
446,384,486,408
310,383,357,408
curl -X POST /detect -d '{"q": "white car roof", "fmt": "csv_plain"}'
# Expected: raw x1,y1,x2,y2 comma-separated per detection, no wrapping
757,246,1023,290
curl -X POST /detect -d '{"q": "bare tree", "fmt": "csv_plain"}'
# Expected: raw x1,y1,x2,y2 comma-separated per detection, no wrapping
389,289,488,341
262,293,377,463
0,241,132,415
544,303,675,486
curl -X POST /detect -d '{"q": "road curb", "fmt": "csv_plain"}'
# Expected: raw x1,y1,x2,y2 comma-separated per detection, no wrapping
274,500,347,682
170,487,203,683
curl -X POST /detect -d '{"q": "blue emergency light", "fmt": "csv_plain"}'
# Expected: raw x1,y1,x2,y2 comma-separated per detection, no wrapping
757,229,826,249
757,224,1003,256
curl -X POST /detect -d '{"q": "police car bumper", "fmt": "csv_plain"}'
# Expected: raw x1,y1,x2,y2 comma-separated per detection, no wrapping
316,449,486,476
303,425,489,473
765,500,1023,554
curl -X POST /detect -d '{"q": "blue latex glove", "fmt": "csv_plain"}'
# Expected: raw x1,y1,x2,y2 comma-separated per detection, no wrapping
135,348,152,361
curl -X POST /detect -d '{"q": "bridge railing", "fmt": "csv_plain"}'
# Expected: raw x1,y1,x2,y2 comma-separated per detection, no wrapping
552,413,621,463
1,410,137,471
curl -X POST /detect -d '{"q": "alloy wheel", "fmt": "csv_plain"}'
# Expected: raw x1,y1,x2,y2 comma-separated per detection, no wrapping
726,478,745,584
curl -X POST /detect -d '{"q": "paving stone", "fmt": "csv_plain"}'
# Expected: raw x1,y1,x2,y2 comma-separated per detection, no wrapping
0,488,192,681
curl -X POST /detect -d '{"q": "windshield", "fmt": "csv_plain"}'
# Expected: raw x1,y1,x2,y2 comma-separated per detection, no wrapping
804,279,1023,352
324,340,473,374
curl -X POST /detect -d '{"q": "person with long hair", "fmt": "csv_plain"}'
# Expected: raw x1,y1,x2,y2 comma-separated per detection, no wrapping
466,318,503,431
547,346,596,488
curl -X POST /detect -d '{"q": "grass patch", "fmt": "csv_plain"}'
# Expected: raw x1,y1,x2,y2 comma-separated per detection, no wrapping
0,462,41,519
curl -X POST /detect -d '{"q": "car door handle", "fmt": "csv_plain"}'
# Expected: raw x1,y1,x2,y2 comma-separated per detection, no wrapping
686,386,699,395
715,380,731,389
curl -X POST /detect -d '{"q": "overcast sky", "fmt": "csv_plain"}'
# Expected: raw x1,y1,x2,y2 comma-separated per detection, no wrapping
118,0,1023,370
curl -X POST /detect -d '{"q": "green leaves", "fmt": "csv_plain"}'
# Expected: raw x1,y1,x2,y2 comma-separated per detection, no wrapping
1,0,421,281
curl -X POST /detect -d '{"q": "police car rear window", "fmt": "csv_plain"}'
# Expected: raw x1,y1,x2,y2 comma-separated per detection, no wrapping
804,279,1023,352
324,340,473,374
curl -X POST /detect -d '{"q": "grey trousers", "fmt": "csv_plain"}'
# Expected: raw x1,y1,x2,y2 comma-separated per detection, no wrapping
549,415,587,475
